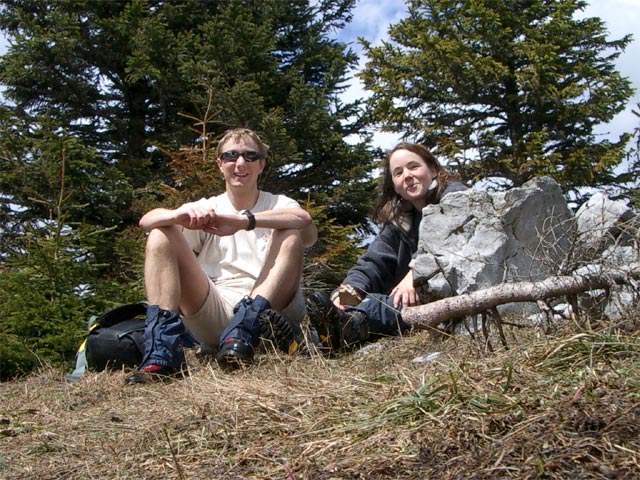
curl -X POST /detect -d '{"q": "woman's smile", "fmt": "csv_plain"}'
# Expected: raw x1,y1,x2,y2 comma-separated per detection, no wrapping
389,149,438,210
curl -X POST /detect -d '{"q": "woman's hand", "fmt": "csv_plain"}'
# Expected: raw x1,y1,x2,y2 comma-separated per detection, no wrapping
332,296,346,311
390,270,420,309
332,283,362,311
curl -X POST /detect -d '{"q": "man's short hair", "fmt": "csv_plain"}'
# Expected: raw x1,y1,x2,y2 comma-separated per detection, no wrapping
216,128,270,159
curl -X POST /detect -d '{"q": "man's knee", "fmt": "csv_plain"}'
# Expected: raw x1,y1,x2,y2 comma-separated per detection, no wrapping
145,225,182,255
258,229,304,305
271,229,304,257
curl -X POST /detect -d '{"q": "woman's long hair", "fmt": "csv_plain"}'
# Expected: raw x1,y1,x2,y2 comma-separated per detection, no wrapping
371,143,456,229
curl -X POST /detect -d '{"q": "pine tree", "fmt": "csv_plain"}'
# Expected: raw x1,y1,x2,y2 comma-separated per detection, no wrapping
628,105,640,207
0,0,376,228
0,135,143,379
360,0,635,198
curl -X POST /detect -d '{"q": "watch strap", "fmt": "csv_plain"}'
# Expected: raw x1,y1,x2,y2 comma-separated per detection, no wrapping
241,209,256,231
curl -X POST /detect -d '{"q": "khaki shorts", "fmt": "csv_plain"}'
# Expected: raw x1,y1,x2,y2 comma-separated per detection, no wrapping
182,277,306,348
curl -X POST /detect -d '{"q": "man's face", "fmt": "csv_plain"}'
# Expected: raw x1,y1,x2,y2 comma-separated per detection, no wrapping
216,137,266,190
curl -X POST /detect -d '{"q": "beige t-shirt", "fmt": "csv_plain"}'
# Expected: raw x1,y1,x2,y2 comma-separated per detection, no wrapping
182,191,300,296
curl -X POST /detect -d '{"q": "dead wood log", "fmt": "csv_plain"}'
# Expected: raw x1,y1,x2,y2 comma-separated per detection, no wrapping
402,268,640,330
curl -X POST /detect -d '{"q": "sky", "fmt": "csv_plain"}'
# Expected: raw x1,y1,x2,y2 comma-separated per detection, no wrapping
0,0,638,152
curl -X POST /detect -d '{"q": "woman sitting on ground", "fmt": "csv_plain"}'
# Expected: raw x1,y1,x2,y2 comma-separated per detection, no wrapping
306,142,466,351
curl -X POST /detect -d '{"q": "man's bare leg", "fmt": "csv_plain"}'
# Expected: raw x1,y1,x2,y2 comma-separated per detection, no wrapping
127,225,210,383
143,225,210,315
251,228,304,310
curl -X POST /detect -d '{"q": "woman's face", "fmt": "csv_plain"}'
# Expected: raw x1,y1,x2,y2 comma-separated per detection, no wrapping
389,149,438,210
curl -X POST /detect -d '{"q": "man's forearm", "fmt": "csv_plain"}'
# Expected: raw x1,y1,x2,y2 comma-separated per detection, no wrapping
251,208,317,247
251,208,312,229
139,208,180,231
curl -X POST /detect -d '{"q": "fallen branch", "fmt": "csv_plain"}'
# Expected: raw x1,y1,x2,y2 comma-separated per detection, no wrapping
403,268,640,330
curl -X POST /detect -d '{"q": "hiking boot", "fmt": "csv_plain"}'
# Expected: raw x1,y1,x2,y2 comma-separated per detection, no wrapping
216,296,271,370
195,343,217,358
259,308,309,354
259,309,296,353
125,363,185,384
306,291,369,352
216,337,254,370
126,306,189,384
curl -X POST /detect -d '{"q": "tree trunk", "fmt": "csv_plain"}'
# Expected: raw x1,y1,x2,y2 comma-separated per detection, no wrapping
403,269,640,330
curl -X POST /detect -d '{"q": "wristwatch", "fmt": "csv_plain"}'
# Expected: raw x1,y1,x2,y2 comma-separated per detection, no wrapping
240,209,256,231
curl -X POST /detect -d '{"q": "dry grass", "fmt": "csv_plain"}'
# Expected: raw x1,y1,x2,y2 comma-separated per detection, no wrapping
1,312,639,479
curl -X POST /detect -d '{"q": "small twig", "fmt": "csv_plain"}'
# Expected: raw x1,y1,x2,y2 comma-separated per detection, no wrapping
536,299,555,333
284,463,296,480
490,307,509,348
481,312,494,352
164,428,187,480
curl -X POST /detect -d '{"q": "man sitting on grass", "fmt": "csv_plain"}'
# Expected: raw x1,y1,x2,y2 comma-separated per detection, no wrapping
127,128,317,383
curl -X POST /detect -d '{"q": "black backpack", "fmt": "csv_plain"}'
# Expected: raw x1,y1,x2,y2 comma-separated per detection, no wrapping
67,302,148,382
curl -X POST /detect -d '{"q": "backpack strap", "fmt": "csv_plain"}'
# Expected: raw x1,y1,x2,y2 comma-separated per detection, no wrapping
98,301,148,328
66,301,149,382
66,315,100,382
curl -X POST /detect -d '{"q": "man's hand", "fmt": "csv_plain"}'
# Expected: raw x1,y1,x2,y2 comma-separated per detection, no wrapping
201,216,245,237
175,199,247,236
174,199,219,230
390,270,420,309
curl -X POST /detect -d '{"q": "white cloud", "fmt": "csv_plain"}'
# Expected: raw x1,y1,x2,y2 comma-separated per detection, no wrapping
339,0,407,47
337,0,408,149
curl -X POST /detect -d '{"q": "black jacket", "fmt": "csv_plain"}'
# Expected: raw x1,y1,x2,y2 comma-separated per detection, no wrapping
343,181,467,296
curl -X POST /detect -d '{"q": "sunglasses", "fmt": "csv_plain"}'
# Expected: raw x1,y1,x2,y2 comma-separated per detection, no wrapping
219,150,264,162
